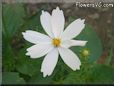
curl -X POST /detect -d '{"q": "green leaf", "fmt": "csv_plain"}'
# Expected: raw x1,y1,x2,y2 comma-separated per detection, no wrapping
89,64,114,84
62,64,114,84
2,45,15,71
2,72,25,85
2,4,26,72
15,48,42,77
16,58,42,77
28,74,53,84
65,17,103,62
71,24,103,62
15,11,48,77
2,4,25,38
76,24,103,61
62,62,92,84
21,10,44,33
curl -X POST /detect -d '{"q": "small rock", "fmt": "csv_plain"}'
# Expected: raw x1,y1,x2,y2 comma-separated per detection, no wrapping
62,3,73,8
88,13,100,19
107,20,111,23
102,8,109,12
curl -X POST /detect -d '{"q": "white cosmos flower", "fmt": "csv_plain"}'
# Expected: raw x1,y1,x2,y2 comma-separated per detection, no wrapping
22,7,87,77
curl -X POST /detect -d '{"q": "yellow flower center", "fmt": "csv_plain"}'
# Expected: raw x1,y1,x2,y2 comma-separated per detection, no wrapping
52,38,61,47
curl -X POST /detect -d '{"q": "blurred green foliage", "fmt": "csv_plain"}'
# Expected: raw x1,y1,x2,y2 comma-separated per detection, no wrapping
2,72,25,84
2,4,114,85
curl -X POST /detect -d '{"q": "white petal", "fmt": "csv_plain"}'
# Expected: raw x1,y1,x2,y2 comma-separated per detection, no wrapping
58,47,81,70
51,7,65,38
22,30,51,44
40,11,54,38
41,48,59,77
61,40,87,48
26,43,54,58
62,18,85,40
